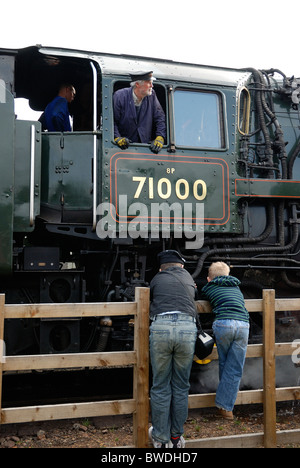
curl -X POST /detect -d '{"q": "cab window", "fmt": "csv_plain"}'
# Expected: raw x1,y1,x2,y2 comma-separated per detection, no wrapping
174,89,223,148
113,81,167,142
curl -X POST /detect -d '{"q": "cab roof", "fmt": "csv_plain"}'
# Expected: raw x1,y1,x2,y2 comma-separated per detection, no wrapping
36,44,251,86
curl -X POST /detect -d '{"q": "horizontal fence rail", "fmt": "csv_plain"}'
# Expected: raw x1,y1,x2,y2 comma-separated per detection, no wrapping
0,289,300,448
0,289,150,447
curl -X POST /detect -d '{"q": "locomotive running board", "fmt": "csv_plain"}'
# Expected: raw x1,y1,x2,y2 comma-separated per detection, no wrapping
235,178,300,199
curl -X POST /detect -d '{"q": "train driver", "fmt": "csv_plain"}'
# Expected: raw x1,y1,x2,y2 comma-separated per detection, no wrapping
113,71,166,153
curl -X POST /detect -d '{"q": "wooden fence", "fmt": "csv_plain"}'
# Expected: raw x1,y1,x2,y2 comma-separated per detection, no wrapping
193,289,300,448
0,288,300,448
0,288,150,448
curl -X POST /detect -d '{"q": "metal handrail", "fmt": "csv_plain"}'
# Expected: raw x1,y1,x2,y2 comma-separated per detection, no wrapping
90,61,98,230
29,124,36,226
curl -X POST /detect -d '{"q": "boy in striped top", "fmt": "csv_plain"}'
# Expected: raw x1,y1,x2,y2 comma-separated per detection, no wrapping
201,262,249,420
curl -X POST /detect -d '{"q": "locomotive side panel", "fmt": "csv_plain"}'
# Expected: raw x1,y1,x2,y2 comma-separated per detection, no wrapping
14,119,41,232
0,80,15,274
101,77,243,239
40,132,97,223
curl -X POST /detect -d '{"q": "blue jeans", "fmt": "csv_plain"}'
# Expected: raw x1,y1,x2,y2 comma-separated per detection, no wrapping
212,319,249,411
149,313,197,444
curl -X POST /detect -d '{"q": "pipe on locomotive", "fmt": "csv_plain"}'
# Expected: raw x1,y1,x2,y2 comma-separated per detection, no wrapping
191,205,299,280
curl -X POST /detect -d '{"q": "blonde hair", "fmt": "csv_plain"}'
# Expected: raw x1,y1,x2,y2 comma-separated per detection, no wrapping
208,262,230,280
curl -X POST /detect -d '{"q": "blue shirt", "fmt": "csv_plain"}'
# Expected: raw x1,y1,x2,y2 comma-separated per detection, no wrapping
44,96,71,132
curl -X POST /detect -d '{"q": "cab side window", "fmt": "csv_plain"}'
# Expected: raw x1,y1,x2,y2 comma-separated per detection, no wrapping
113,81,167,142
174,89,223,148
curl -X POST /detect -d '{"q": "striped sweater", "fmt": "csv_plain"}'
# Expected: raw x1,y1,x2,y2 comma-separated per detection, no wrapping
201,276,249,323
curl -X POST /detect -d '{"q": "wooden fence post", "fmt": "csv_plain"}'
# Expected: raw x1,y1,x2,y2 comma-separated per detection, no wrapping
0,294,5,424
133,287,150,448
262,289,277,448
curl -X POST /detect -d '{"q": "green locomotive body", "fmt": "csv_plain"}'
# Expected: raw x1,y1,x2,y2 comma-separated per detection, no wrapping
0,45,299,354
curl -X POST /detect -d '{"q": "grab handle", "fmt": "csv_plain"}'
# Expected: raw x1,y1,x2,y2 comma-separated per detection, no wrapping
29,124,35,226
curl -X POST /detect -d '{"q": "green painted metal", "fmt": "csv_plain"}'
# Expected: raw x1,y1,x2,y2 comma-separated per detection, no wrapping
101,77,243,234
107,151,230,226
235,178,300,199
1,45,300,248
0,82,14,274
13,120,42,232
40,132,97,221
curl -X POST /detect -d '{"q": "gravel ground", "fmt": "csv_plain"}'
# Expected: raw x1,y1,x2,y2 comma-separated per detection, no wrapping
1,403,300,448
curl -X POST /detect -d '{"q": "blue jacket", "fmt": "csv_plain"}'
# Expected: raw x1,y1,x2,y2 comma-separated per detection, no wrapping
113,87,166,143
44,96,71,132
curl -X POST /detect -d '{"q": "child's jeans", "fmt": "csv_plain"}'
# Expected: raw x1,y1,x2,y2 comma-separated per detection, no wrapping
212,319,249,411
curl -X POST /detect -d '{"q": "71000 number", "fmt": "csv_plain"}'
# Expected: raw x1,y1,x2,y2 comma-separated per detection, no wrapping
132,176,207,201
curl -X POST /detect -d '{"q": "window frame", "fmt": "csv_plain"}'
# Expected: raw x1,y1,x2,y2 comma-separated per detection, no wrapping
111,79,168,148
173,87,226,150
237,86,251,136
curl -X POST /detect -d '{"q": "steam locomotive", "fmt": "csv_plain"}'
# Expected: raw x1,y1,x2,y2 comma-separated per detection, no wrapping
1,45,300,355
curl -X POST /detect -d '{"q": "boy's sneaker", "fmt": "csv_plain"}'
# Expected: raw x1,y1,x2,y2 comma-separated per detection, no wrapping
217,408,234,420
169,435,185,448
148,426,169,448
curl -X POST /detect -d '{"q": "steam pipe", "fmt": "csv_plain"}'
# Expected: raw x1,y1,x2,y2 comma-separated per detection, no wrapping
203,202,274,246
191,222,299,279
